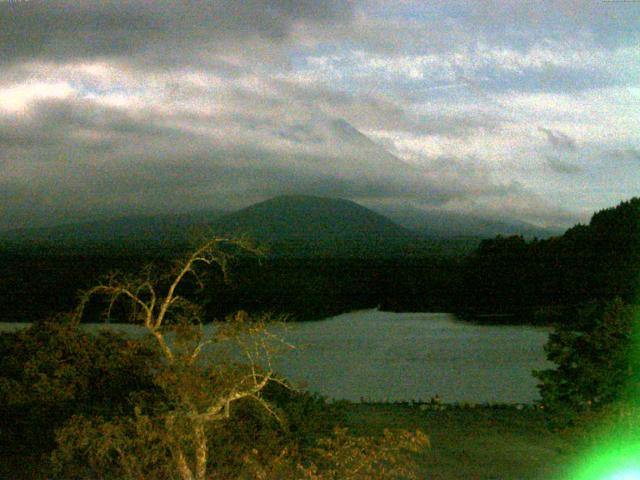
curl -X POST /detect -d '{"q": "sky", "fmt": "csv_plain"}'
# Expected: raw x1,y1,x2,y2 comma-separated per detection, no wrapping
1,0,639,231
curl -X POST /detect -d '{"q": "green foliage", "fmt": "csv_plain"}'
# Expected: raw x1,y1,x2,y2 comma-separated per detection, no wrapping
52,412,176,480
303,426,429,480
47,331,418,480
51,383,354,480
261,382,346,450
224,426,429,480
0,318,158,454
196,388,346,479
48,342,350,479
567,399,640,449
43,238,352,479
534,298,640,427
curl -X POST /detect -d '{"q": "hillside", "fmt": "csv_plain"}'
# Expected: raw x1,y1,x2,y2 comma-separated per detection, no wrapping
1,190,561,257
0,210,227,253
212,195,420,257
0,195,421,257
371,203,562,239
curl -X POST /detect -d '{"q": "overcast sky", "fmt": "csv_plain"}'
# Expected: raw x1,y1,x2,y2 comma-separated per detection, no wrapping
1,0,639,231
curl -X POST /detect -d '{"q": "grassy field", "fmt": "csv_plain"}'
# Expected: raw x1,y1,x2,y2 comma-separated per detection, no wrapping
342,403,576,480
1,403,579,479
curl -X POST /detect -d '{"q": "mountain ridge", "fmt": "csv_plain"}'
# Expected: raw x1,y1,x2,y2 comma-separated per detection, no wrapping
210,194,419,257
0,194,561,256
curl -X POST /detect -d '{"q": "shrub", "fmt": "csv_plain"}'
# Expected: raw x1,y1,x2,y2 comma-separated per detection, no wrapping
299,426,429,480
534,297,640,427
0,318,158,455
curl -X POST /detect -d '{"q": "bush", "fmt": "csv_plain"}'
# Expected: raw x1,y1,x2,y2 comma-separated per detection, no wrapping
0,318,158,455
534,298,640,427
48,338,350,479
261,381,346,449
298,426,429,480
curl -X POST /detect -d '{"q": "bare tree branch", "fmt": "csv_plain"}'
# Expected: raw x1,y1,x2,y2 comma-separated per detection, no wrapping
73,237,288,480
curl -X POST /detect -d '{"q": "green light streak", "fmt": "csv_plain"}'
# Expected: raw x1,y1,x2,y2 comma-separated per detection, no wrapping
569,439,640,480
566,307,640,479
605,471,640,480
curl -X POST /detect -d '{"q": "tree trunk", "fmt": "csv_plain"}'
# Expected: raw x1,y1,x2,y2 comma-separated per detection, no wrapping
195,422,208,480
176,447,195,480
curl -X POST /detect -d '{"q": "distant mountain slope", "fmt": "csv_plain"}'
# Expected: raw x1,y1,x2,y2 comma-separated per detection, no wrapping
0,195,421,257
212,195,420,257
371,203,562,239
0,210,227,252
1,193,558,257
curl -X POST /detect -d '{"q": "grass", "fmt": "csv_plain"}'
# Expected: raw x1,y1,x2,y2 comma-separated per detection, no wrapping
0,453,51,480
1,403,579,479
341,402,576,480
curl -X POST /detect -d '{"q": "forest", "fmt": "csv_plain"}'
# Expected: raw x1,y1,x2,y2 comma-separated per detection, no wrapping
459,197,640,324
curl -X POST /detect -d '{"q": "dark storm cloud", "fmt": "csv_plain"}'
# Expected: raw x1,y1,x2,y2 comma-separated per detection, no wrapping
538,127,576,151
276,124,326,145
0,91,521,230
2,1,635,230
0,0,352,66
275,81,503,138
0,97,173,154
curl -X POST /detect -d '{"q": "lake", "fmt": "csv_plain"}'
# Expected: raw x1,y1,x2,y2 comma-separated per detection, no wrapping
272,310,552,404
0,309,552,404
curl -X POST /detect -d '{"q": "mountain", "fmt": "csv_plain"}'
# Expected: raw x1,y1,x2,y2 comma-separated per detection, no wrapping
211,194,420,257
0,210,227,253
0,184,564,259
371,203,562,239
0,193,553,257
0,195,421,257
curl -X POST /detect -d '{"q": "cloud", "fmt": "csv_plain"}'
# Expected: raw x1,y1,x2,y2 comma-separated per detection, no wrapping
609,148,640,163
341,1,640,56
0,88,527,230
1,2,638,231
545,156,583,175
433,1,640,49
0,96,175,157
0,0,353,66
538,127,577,151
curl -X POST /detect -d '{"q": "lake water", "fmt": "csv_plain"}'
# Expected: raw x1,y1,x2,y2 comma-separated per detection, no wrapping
272,310,552,404
0,309,552,404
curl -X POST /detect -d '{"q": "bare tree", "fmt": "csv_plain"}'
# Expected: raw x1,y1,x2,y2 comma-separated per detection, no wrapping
75,237,290,480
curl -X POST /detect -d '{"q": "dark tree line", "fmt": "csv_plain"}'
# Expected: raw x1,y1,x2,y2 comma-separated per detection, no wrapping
204,197,640,324
200,256,465,321
1,197,637,325
459,197,640,323
0,250,464,323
